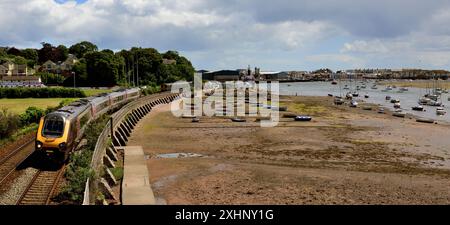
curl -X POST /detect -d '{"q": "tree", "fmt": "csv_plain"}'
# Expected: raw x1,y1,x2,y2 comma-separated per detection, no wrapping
84,51,123,87
56,45,69,62
70,59,88,86
6,47,21,56
69,41,98,58
38,43,69,63
21,48,38,67
12,56,28,65
36,72,65,86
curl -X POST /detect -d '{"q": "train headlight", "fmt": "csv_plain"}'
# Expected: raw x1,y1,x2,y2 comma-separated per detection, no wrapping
36,141,43,150
59,142,66,150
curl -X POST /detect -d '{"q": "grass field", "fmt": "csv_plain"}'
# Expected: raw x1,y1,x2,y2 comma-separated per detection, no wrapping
0,88,112,114
0,98,79,114
81,88,113,97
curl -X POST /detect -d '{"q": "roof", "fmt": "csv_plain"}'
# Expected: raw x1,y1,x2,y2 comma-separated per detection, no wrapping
204,70,240,76
43,60,57,65
260,71,283,75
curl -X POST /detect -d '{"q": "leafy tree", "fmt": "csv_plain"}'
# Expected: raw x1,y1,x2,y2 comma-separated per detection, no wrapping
21,48,38,66
6,47,21,56
84,51,124,87
12,56,28,65
68,59,88,87
36,72,65,85
69,41,98,58
56,45,69,62
19,107,45,126
0,48,6,57
0,109,20,139
38,42,57,63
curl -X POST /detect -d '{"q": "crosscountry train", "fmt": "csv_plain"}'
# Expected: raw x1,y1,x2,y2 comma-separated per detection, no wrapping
35,88,141,162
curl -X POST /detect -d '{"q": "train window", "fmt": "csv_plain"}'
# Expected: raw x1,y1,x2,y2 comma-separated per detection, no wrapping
43,115,65,137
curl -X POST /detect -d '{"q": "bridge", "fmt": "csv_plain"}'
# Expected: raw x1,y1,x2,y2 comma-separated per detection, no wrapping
83,92,180,205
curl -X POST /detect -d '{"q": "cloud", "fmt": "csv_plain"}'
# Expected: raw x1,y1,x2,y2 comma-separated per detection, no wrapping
1,0,450,70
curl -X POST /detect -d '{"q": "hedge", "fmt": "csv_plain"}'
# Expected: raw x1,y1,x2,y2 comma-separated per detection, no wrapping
0,87,86,98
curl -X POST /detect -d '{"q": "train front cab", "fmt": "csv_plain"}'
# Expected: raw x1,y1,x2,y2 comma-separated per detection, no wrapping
35,113,72,163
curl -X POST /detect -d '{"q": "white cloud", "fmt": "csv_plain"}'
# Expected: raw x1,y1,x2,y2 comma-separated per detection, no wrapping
341,40,389,54
1,0,450,70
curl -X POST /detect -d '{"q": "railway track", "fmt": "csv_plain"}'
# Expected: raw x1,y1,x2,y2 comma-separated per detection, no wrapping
0,138,36,186
17,165,66,205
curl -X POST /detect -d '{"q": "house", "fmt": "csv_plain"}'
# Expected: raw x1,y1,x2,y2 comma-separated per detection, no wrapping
0,61,35,77
42,60,59,72
39,54,79,76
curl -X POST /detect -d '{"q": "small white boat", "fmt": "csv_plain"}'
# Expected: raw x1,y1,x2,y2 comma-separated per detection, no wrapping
419,97,431,105
436,107,446,115
334,97,345,105
428,100,442,107
350,100,359,107
394,103,401,109
400,87,409,91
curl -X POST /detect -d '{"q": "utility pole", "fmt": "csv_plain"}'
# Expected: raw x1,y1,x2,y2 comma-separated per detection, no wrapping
72,71,76,97
136,57,139,87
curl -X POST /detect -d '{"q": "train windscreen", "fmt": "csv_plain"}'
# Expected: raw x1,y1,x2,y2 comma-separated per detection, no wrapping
43,115,65,137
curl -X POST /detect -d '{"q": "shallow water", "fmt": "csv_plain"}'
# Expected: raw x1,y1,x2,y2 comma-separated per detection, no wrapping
156,153,203,159
280,81,450,123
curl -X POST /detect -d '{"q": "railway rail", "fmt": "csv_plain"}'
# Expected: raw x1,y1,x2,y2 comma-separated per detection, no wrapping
0,138,36,186
16,165,66,205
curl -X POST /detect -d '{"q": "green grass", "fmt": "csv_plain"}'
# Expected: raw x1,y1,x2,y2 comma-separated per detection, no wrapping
0,98,79,114
109,167,124,180
0,123,38,146
81,88,113,97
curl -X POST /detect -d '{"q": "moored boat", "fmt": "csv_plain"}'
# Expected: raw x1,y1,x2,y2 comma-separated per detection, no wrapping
295,116,312,121
428,100,442,107
390,99,400,103
412,105,424,111
436,107,446,115
385,96,391,101
394,103,401,108
419,97,431,105
334,97,345,105
350,100,358,107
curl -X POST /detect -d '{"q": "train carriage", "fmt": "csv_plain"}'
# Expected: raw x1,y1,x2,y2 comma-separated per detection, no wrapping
35,88,141,163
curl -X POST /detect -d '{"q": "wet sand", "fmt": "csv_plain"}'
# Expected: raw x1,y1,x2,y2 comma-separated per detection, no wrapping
127,96,450,204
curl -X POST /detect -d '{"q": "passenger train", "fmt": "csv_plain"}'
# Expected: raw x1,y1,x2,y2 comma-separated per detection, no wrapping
35,88,141,162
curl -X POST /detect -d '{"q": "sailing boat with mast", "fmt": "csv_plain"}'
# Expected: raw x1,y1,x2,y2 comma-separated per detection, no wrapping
334,72,345,105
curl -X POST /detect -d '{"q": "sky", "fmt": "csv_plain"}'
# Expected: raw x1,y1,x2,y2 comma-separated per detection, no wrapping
1,0,450,71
